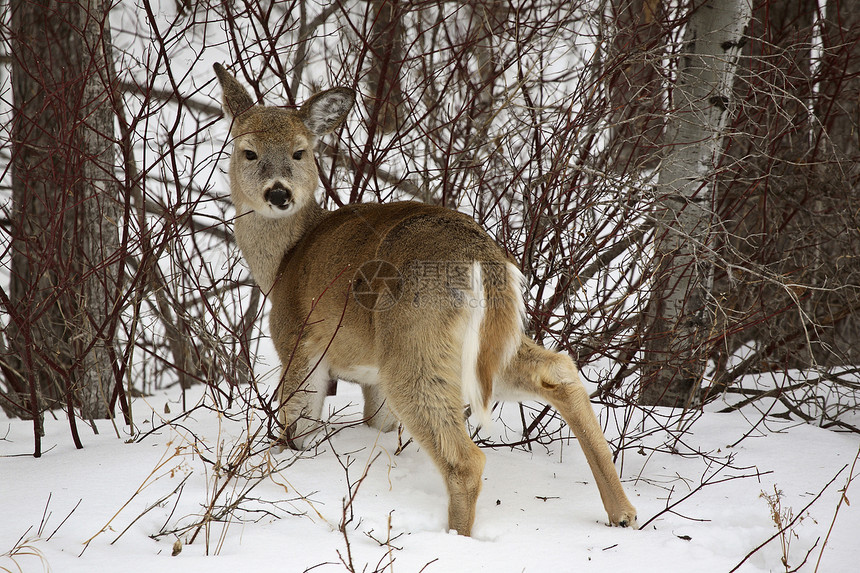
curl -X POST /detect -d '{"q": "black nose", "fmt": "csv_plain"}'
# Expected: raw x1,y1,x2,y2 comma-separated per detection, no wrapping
264,185,292,209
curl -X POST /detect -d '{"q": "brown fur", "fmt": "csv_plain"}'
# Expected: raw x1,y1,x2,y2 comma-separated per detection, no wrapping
214,63,637,535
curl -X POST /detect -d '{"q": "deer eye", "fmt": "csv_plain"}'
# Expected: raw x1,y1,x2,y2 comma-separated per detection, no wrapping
292,149,305,160
244,149,258,161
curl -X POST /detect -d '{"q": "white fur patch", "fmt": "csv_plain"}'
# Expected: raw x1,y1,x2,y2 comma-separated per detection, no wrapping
461,262,489,427
333,364,380,386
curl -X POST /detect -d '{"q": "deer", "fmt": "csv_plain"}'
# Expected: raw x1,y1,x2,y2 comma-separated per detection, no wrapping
213,63,638,536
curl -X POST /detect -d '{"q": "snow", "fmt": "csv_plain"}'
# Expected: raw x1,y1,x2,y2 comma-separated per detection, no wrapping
2,3,857,571
2,377,858,573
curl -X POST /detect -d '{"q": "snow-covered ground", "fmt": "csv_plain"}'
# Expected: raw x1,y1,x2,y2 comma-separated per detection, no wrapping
2,376,858,573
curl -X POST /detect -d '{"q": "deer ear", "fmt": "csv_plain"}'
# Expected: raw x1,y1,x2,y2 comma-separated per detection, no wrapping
298,87,355,136
213,63,255,118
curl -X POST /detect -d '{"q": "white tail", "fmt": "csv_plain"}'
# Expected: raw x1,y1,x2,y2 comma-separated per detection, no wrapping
214,64,638,536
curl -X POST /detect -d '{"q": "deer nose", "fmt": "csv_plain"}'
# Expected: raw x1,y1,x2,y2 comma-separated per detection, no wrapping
264,185,292,209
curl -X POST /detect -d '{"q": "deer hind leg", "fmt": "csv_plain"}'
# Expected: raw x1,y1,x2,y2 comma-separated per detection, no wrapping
501,336,638,528
380,365,486,536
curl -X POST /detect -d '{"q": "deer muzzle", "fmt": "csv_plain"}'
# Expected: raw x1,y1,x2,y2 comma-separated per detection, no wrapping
264,184,293,210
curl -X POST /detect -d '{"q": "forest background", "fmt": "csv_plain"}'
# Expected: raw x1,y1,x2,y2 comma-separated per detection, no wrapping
1,1,859,571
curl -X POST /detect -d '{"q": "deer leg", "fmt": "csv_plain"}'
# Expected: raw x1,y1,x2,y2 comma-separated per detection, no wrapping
501,337,638,528
276,351,330,450
361,385,399,432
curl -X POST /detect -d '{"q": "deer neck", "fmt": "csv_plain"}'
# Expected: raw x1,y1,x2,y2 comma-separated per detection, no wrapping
232,200,325,293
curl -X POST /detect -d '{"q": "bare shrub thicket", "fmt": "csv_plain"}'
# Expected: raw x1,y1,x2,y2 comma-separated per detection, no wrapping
1,0,858,461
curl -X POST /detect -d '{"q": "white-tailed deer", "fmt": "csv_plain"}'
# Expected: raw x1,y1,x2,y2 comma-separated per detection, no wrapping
214,64,637,536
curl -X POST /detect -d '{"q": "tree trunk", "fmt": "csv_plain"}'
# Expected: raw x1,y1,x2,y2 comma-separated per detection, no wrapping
7,0,79,419
365,0,405,134
5,0,121,423
814,0,860,366
640,0,752,407
606,0,665,172
75,0,122,419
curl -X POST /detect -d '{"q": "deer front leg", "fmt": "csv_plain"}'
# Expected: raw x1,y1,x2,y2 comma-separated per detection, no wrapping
276,353,330,450
361,385,399,432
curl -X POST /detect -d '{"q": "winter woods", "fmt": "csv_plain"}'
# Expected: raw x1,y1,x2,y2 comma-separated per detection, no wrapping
0,0,858,449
